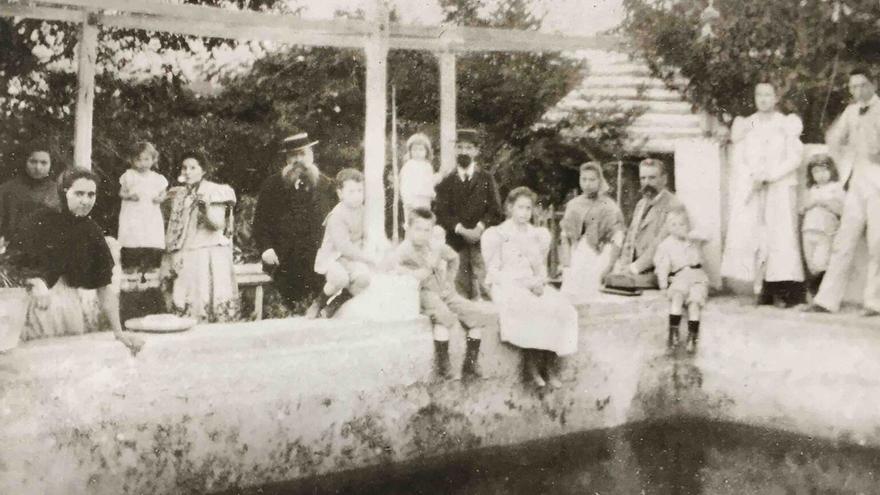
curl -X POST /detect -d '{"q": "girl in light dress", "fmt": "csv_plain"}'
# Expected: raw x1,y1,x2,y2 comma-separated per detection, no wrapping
118,141,168,276
481,186,578,389
801,154,845,297
160,153,239,323
399,133,441,218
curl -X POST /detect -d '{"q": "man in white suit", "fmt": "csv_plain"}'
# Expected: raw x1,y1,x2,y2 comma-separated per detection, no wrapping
806,66,880,317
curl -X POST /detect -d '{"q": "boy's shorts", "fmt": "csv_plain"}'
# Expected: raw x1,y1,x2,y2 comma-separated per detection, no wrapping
323,258,371,291
668,267,709,306
421,289,496,330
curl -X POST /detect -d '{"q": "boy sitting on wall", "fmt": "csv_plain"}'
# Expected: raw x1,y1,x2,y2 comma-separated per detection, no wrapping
311,168,374,318
391,207,495,380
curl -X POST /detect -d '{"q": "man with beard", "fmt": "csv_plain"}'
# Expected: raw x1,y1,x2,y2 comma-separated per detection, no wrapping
253,133,336,313
605,158,684,290
434,128,503,300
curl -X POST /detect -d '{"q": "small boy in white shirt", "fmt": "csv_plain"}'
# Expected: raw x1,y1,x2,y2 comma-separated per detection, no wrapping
653,208,709,353
312,168,373,318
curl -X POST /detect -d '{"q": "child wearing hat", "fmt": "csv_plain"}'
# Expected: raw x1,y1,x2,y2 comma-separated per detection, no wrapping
801,154,845,296
399,133,439,217
312,168,373,318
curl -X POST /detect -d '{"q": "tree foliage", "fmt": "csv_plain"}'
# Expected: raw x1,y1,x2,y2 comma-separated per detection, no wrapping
623,0,880,142
1,0,636,239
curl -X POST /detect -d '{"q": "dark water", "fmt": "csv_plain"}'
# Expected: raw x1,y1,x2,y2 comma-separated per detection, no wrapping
225,418,880,495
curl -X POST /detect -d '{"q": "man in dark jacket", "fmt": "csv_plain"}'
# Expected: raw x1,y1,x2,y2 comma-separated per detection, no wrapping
253,132,336,312
434,129,503,300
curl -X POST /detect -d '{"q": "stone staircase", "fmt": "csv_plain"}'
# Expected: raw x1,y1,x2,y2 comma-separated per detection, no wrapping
547,50,707,154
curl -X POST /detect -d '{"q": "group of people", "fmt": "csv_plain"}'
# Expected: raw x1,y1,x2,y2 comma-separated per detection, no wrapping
1,64,877,373
0,142,239,356
722,66,880,319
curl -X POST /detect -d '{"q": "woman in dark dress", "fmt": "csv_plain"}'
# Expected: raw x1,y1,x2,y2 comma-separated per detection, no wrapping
10,168,143,355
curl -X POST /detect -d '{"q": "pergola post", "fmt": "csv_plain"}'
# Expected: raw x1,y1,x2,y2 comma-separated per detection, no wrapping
73,12,98,170
363,0,390,255
438,50,457,177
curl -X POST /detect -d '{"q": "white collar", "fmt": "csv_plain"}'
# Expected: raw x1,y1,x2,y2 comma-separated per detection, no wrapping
458,162,476,181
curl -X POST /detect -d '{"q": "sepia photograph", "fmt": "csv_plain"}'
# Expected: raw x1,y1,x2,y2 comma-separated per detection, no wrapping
1,0,879,493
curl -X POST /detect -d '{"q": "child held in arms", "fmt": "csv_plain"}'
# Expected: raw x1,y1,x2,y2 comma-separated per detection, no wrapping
653,207,710,354
311,168,374,318
391,207,495,380
800,154,845,297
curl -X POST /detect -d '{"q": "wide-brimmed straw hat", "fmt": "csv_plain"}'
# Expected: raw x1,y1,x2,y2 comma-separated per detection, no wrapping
280,132,319,153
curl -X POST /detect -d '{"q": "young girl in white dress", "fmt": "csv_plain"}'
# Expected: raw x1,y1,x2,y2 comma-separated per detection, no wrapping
801,154,845,296
118,141,168,276
481,186,578,388
399,133,440,218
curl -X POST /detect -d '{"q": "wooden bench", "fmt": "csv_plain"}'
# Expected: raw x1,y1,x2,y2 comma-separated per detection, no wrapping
119,263,273,320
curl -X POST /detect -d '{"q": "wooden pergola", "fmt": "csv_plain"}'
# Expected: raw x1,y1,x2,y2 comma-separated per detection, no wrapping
0,0,620,250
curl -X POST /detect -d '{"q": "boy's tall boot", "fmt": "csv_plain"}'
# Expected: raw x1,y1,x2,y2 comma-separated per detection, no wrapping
322,288,354,318
433,340,453,380
461,337,482,381
668,314,682,349
686,320,700,354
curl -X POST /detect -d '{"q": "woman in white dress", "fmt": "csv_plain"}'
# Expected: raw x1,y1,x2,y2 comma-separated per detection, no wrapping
720,81,806,306
481,187,578,389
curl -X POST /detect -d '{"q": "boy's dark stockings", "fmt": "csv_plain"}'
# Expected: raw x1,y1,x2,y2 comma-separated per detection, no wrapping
686,320,700,354
461,337,482,381
668,314,682,349
433,340,453,380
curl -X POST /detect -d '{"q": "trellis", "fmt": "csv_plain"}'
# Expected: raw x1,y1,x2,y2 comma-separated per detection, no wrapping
0,0,620,249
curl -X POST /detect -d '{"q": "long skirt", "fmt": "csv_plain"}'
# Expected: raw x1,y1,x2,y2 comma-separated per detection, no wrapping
723,181,804,285
560,238,610,304
23,278,101,341
161,245,240,323
492,283,578,356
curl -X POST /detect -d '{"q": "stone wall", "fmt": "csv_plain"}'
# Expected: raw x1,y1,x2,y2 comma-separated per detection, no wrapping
1,294,878,494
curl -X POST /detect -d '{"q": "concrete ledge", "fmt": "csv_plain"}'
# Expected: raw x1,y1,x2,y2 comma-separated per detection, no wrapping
2,293,880,494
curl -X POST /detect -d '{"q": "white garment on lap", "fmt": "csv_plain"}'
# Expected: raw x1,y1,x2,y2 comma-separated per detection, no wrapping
334,272,420,321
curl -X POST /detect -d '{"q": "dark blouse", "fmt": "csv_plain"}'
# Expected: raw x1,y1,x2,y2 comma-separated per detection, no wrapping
9,207,114,290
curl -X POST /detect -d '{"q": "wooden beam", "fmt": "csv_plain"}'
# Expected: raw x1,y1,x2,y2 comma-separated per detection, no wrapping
438,51,457,178
97,12,367,48
362,0,389,255
73,11,98,170
5,1,624,53
0,3,81,23
39,0,372,35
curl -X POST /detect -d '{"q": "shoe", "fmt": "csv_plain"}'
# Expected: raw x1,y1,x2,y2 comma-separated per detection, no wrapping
685,332,698,354
801,303,831,314
304,300,322,319
322,289,353,318
433,340,453,380
461,337,482,381
525,350,545,388
861,309,880,318
544,351,562,389
667,327,680,349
